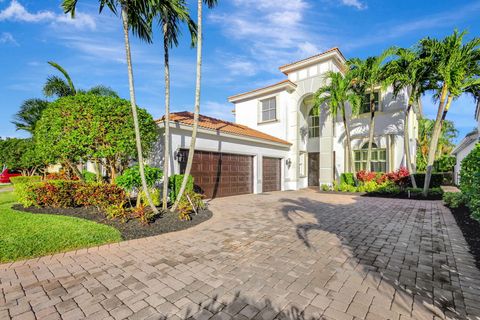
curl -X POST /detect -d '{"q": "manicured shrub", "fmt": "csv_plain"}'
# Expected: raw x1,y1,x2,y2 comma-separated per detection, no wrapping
405,187,443,199
75,183,127,210
356,170,377,183
10,176,41,185
115,165,163,191
14,182,41,207
384,167,410,188
169,174,194,202
139,188,161,206
320,184,331,191
82,170,97,183
460,143,480,220
443,192,466,209
105,203,129,222
29,180,80,208
340,173,356,186
45,171,79,181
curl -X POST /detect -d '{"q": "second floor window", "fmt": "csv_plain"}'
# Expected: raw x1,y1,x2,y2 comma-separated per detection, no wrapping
361,92,379,114
261,97,276,122
308,107,320,138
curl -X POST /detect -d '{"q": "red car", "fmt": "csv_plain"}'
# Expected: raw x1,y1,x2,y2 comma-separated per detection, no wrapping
0,169,21,183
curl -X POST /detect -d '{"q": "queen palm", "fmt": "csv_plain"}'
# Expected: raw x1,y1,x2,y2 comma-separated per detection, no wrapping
348,48,394,172
314,71,361,174
384,47,432,188
172,0,218,210
63,0,162,214
150,0,197,210
419,30,480,195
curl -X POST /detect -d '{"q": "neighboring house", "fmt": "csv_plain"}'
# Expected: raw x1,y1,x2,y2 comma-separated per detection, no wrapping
156,48,417,198
452,99,480,185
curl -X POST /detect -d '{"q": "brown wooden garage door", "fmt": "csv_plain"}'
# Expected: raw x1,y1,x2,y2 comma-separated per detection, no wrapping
178,149,253,198
262,157,281,192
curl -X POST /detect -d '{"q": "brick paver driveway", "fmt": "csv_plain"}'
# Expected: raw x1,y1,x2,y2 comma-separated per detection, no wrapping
1,190,480,320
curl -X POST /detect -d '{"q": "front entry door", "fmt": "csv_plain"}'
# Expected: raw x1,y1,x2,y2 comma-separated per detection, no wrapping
308,153,319,186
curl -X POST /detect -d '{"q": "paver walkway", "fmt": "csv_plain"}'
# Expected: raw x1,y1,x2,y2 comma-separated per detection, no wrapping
1,190,480,320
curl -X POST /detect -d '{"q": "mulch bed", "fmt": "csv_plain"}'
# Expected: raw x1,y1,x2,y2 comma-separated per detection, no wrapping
12,204,213,240
449,205,480,270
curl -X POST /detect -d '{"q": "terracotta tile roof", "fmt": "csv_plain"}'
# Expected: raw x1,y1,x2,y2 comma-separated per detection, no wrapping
158,111,291,146
227,80,296,102
279,47,347,69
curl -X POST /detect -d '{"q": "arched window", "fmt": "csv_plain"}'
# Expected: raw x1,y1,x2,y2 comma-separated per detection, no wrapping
308,107,319,138
354,142,387,172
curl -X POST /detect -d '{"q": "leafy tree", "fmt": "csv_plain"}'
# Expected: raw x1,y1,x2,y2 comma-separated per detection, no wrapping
12,99,49,133
62,0,181,214
0,138,46,176
34,94,158,181
348,48,395,172
419,30,480,195
314,71,361,174
173,0,218,211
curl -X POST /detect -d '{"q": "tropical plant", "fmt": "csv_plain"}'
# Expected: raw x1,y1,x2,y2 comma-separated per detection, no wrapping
150,0,197,210
348,48,395,172
62,0,163,214
12,99,50,134
173,0,218,211
314,71,361,174
460,143,480,219
384,47,433,188
43,61,76,98
115,164,163,206
419,30,480,195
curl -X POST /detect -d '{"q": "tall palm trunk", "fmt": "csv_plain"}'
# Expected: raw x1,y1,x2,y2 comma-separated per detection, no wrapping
404,102,417,188
366,90,376,171
121,7,158,214
172,0,203,211
423,84,448,196
342,105,355,174
162,36,171,210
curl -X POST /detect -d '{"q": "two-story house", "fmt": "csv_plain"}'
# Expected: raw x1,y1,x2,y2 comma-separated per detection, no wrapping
155,48,417,198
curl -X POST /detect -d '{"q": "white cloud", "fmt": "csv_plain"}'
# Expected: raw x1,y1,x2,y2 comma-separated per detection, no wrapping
0,31,17,45
209,0,326,76
341,0,367,10
0,0,95,30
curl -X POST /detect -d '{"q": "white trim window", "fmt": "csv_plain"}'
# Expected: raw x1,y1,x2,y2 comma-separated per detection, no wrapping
260,97,276,122
354,142,387,172
308,107,320,138
361,92,379,114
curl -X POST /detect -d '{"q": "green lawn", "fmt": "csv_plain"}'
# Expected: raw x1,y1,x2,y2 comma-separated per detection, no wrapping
0,191,121,263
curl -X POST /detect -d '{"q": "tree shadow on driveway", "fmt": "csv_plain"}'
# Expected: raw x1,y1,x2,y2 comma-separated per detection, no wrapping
278,195,480,320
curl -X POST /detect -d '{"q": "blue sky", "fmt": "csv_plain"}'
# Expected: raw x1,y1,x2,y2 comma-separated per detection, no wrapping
0,0,479,143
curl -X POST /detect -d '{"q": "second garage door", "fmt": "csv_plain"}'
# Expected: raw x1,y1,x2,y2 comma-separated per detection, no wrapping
178,149,253,198
262,157,281,192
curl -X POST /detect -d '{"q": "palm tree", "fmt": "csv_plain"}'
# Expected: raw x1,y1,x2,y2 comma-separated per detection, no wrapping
12,99,50,134
63,0,160,214
348,48,394,172
172,0,218,211
150,0,197,210
313,71,361,174
420,30,480,195
384,47,432,188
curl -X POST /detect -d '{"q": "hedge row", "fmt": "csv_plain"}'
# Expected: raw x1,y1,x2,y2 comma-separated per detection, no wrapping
460,143,480,220
15,180,126,210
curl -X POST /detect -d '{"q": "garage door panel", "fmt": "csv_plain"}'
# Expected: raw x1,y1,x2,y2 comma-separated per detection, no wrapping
179,150,253,198
263,157,281,193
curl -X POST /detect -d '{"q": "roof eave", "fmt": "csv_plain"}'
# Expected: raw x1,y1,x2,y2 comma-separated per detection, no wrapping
227,81,297,103
278,49,347,75
157,121,292,148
